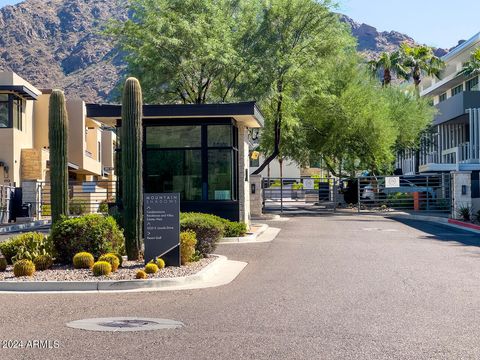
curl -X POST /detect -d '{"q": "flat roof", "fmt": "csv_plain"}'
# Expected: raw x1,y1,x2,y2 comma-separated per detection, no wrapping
86,101,264,128
0,85,39,100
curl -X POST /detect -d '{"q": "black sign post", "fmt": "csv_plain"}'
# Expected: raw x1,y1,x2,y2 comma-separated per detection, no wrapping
144,193,181,266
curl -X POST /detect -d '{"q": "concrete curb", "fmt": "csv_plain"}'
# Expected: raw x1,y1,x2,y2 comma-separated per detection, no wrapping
219,223,269,243
386,213,480,234
0,220,51,234
219,226,280,244
0,255,247,294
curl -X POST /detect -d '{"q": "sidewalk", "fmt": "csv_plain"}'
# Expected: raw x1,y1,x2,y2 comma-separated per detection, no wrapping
0,220,51,234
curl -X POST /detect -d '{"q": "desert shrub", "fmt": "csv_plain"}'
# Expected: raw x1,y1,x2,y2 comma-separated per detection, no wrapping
145,263,158,274
113,253,124,267
457,205,472,222
51,214,125,264
136,270,147,279
0,257,7,271
0,232,54,264
156,258,165,269
13,259,35,277
98,254,120,272
180,230,197,265
222,220,247,237
33,255,53,271
180,213,225,256
73,252,95,269
98,201,109,214
191,250,202,262
69,199,88,216
92,261,111,277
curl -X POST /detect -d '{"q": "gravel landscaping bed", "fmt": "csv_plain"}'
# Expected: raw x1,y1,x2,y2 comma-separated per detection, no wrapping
0,256,217,282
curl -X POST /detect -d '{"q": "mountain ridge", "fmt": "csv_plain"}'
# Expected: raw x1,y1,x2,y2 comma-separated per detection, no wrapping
0,1,451,102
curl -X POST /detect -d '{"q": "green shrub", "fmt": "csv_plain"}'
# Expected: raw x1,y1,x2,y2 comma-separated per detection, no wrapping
457,205,472,222
98,201,109,214
51,214,125,264
98,254,120,272
191,250,202,262
180,213,225,256
0,256,7,271
73,252,95,269
33,255,53,271
156,258,165,269
222,220,247,237
0,232,54,264
92,261,112,277
13,259,35,277
136,270,147,279
291,182,304,190
145,263,158,274
69,199,88,216
180,230,197,265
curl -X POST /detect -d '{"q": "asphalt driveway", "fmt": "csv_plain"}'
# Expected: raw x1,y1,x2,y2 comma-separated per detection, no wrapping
1,215,480,359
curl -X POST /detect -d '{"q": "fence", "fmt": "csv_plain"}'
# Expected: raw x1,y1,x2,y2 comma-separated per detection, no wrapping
28,180,117,219
0,184,14,224
357,174,451,213
262,177,337,213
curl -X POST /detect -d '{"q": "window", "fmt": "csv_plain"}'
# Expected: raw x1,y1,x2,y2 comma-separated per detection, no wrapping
451,84,463,96
0,94,23,130
144,123,237,202
0,94,8,128
146,126,201,148
466,76,479,91
439,93,447,103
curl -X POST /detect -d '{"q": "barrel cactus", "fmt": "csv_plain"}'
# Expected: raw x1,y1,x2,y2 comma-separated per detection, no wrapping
92,261,112,277
48,89,69,224
98,254,120,272
156,258,165,269
144,263,158,274
13,259,36,277
136,270,147,279
73,252,94,269
33,255,53,271
0,256,7,272
121,77,143,260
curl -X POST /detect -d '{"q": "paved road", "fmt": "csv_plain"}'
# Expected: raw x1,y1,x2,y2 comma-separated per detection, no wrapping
1,215,480,359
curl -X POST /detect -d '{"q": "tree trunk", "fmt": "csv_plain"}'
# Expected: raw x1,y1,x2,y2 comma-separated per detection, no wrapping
383,69,392,86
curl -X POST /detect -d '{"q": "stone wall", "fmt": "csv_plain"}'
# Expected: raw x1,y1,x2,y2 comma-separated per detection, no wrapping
250,174,263,218
238,125,250,225
451,171,472,219
21,148,49,182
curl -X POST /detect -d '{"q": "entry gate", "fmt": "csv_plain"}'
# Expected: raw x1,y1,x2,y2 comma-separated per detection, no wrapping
357,174,451,213
262,177,338,213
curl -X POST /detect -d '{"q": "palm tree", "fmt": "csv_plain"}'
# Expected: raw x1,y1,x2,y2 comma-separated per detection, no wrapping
400,44,445,89
368,51,408,86
458,48,480,78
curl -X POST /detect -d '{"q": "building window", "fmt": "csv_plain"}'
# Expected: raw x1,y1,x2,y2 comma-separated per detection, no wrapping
439,93,447,102
466,76,479,91
0,94,23,130
144,122,238,201
451,84,463,96
0,94,8,128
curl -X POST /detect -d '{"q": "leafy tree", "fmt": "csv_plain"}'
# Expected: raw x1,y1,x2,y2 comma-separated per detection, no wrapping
368,51,408,86
107,0,261,104
400,44,445,89
458,48,480,78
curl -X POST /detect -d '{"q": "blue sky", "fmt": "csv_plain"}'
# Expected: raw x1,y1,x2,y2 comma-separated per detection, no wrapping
1,0,479,49
339,0,480,49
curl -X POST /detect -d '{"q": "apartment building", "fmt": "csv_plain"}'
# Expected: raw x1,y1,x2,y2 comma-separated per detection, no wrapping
0,72,116,219
396,34,480,204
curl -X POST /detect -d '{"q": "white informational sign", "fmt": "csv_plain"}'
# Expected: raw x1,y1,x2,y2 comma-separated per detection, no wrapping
303,178,315,190
385,176,400,188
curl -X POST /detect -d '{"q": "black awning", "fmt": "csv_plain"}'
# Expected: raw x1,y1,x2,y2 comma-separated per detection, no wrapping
0,85,39,100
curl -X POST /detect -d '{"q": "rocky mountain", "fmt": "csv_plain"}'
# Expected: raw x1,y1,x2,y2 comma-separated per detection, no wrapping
0,0,127,102
340,15,449,58
0,1,448,103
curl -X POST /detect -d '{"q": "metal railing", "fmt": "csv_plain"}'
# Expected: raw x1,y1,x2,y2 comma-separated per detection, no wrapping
29,180,117,219
357,174,451,213
0,184,14,224
262,177,337,213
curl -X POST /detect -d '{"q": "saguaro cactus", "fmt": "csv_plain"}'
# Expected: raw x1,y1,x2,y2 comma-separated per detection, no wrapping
121,77,143,260
48,90,69,224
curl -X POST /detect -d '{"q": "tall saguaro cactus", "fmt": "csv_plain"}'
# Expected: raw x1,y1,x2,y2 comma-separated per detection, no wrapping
121,77,143,260
48,90,69,224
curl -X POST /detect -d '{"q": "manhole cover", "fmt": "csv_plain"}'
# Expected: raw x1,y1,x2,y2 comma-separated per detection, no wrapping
66,317,184,332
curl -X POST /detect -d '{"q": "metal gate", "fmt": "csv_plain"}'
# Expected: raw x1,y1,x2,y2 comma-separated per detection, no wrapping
262,177,338,213
357,174,451,213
